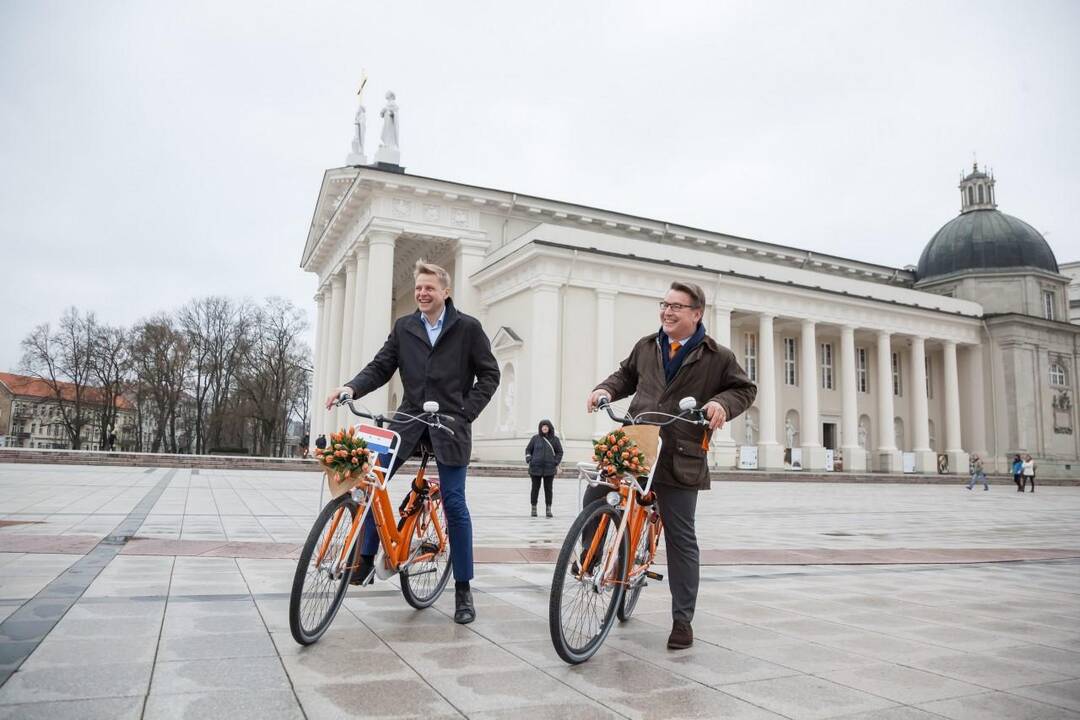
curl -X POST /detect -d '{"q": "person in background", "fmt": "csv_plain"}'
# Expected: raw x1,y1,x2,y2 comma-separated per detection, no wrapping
966,453,988,491
525,419,563,518
1011,454,1023,492
1022,454,1036,492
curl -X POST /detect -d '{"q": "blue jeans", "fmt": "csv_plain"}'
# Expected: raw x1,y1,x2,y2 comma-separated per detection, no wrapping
966,472,988,489
358,452,474,582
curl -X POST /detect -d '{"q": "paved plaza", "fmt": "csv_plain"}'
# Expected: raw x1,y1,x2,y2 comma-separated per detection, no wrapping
0,463,1078,719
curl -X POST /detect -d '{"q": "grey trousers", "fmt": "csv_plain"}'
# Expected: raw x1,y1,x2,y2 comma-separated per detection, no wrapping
581,481,701,623
653,483,700,624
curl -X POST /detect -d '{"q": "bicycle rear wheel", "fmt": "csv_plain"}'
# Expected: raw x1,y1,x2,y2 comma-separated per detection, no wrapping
400,488,453,608
289,493,358,645
549,499,628,664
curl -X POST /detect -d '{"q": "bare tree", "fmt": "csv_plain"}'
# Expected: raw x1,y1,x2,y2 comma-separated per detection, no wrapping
130,315,191,453
90,324,132,450
19,308,99,449
237,298,310,457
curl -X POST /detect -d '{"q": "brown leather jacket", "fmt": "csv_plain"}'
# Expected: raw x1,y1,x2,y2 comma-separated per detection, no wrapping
595,332,756,490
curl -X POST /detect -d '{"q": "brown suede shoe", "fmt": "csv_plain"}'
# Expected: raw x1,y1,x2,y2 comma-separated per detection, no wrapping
667,620,693,649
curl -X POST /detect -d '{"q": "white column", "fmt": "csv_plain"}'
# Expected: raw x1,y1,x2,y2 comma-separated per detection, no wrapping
909,336,935,473
942,340,966,474
839,325,866,471
531,281,562,424
324,271,347,432
799,319,826,469
360,231,397,414
709,306,736,468
962,343,988,467
757,314,783,469
316,282,335,441
875,330,901,472
336,257,358,428
594,289,617,437
348,247,369,378
310,291,327,446
453,239,486,315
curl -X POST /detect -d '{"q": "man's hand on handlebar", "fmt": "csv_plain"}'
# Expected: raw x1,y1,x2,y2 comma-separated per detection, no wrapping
586,389,610,413
325,386,354,410
702,401,726,431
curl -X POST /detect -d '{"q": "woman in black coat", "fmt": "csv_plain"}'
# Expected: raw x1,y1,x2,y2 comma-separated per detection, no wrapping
525,419,563,517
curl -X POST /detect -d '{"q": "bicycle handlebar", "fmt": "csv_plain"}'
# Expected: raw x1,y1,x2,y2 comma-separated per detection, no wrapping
336,397,455,436
594,396,708,428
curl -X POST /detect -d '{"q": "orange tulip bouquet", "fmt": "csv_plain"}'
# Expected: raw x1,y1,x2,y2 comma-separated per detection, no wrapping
315,427,373,486
592,429,650,479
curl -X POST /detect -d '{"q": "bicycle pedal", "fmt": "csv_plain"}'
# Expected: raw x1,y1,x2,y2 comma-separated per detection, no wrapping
644,570,664,581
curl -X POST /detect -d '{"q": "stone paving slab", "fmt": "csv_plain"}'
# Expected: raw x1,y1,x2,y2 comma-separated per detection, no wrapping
1,463,1079,718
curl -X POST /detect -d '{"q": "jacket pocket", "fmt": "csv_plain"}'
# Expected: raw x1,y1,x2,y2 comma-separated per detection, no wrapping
671,441,709,487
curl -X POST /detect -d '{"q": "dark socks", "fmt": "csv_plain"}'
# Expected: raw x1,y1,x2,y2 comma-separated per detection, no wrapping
455,580,470,592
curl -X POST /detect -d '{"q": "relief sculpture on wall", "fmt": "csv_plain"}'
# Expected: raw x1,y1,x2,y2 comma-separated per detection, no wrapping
1053,390,1073,435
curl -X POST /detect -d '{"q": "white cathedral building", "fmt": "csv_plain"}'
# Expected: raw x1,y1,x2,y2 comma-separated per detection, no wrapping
303,121,1078,477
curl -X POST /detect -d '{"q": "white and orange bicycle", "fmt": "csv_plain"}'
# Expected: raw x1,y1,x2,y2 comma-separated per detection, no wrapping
289,399,455,645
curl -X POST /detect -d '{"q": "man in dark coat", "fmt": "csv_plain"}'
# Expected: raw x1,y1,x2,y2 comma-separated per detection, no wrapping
327,260,500,624
586,280,756,649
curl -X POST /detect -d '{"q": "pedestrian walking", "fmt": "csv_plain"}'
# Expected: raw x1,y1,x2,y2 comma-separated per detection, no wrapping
1022,454,1036,492
525,420,563,517
966,453,988,491
1011,454,1023,492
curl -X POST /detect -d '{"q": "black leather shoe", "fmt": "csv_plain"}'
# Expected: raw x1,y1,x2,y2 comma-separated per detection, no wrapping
350,555,375,586
454,589,475,624
667,620,693,649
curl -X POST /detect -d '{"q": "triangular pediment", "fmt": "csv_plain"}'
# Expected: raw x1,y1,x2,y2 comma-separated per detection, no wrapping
491,326,523,353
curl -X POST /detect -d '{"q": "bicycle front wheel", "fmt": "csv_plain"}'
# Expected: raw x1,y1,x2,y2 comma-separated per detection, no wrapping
400,488,453,608
289,493,358,645
549,499,628,664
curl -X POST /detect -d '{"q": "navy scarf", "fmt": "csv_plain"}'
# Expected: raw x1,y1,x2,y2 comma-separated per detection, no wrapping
660,322,706,383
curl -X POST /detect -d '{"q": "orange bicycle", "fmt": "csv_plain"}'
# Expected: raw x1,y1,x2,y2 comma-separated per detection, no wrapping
548,397,707,664
289,399,455,645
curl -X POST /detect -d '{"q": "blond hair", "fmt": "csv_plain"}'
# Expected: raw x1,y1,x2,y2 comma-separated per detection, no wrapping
413,259,451,289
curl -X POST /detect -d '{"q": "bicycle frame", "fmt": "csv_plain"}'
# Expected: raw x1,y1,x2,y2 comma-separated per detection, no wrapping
314,425,447,578
577,435,665,591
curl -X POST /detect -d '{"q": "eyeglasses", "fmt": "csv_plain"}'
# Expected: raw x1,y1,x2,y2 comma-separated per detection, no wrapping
658,301,699,312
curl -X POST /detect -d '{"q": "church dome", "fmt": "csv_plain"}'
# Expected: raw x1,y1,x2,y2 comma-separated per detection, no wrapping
916,164,1058,281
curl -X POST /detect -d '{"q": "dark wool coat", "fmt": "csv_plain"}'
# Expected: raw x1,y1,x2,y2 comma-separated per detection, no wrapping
525,420,564,476
345,299,500,466
594,331,757,490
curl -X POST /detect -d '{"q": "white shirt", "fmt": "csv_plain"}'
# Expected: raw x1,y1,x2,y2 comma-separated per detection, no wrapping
422,307,446,346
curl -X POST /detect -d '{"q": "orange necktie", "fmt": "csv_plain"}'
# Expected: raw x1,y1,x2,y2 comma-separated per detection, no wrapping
669,341,682,360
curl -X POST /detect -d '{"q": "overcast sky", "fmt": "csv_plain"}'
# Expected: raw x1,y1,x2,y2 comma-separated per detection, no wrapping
2,0,1078,373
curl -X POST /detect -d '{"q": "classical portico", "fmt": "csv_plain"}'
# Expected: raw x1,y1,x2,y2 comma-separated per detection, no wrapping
301,163,1076,477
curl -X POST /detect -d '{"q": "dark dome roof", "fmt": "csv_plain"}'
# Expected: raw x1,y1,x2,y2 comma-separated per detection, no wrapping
917,209,1058,281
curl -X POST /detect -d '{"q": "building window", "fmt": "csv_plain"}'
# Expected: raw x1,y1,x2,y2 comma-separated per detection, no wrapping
892,352,903,397
925,356,933,398
977,185,984,204
1050,363,1068,386
856,348,869,393
820,343,834,390
744,333,758,383
1043,290,1056,320
783,337,797,386
967,187,974,205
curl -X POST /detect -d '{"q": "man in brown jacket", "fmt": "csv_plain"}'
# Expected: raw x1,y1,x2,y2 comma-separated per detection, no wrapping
587,280,757,649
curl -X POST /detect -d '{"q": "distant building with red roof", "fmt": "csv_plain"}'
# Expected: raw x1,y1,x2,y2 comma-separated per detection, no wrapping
0,372,136,450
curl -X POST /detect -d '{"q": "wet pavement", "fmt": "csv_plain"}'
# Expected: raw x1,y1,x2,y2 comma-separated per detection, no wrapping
1,463,1078,719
